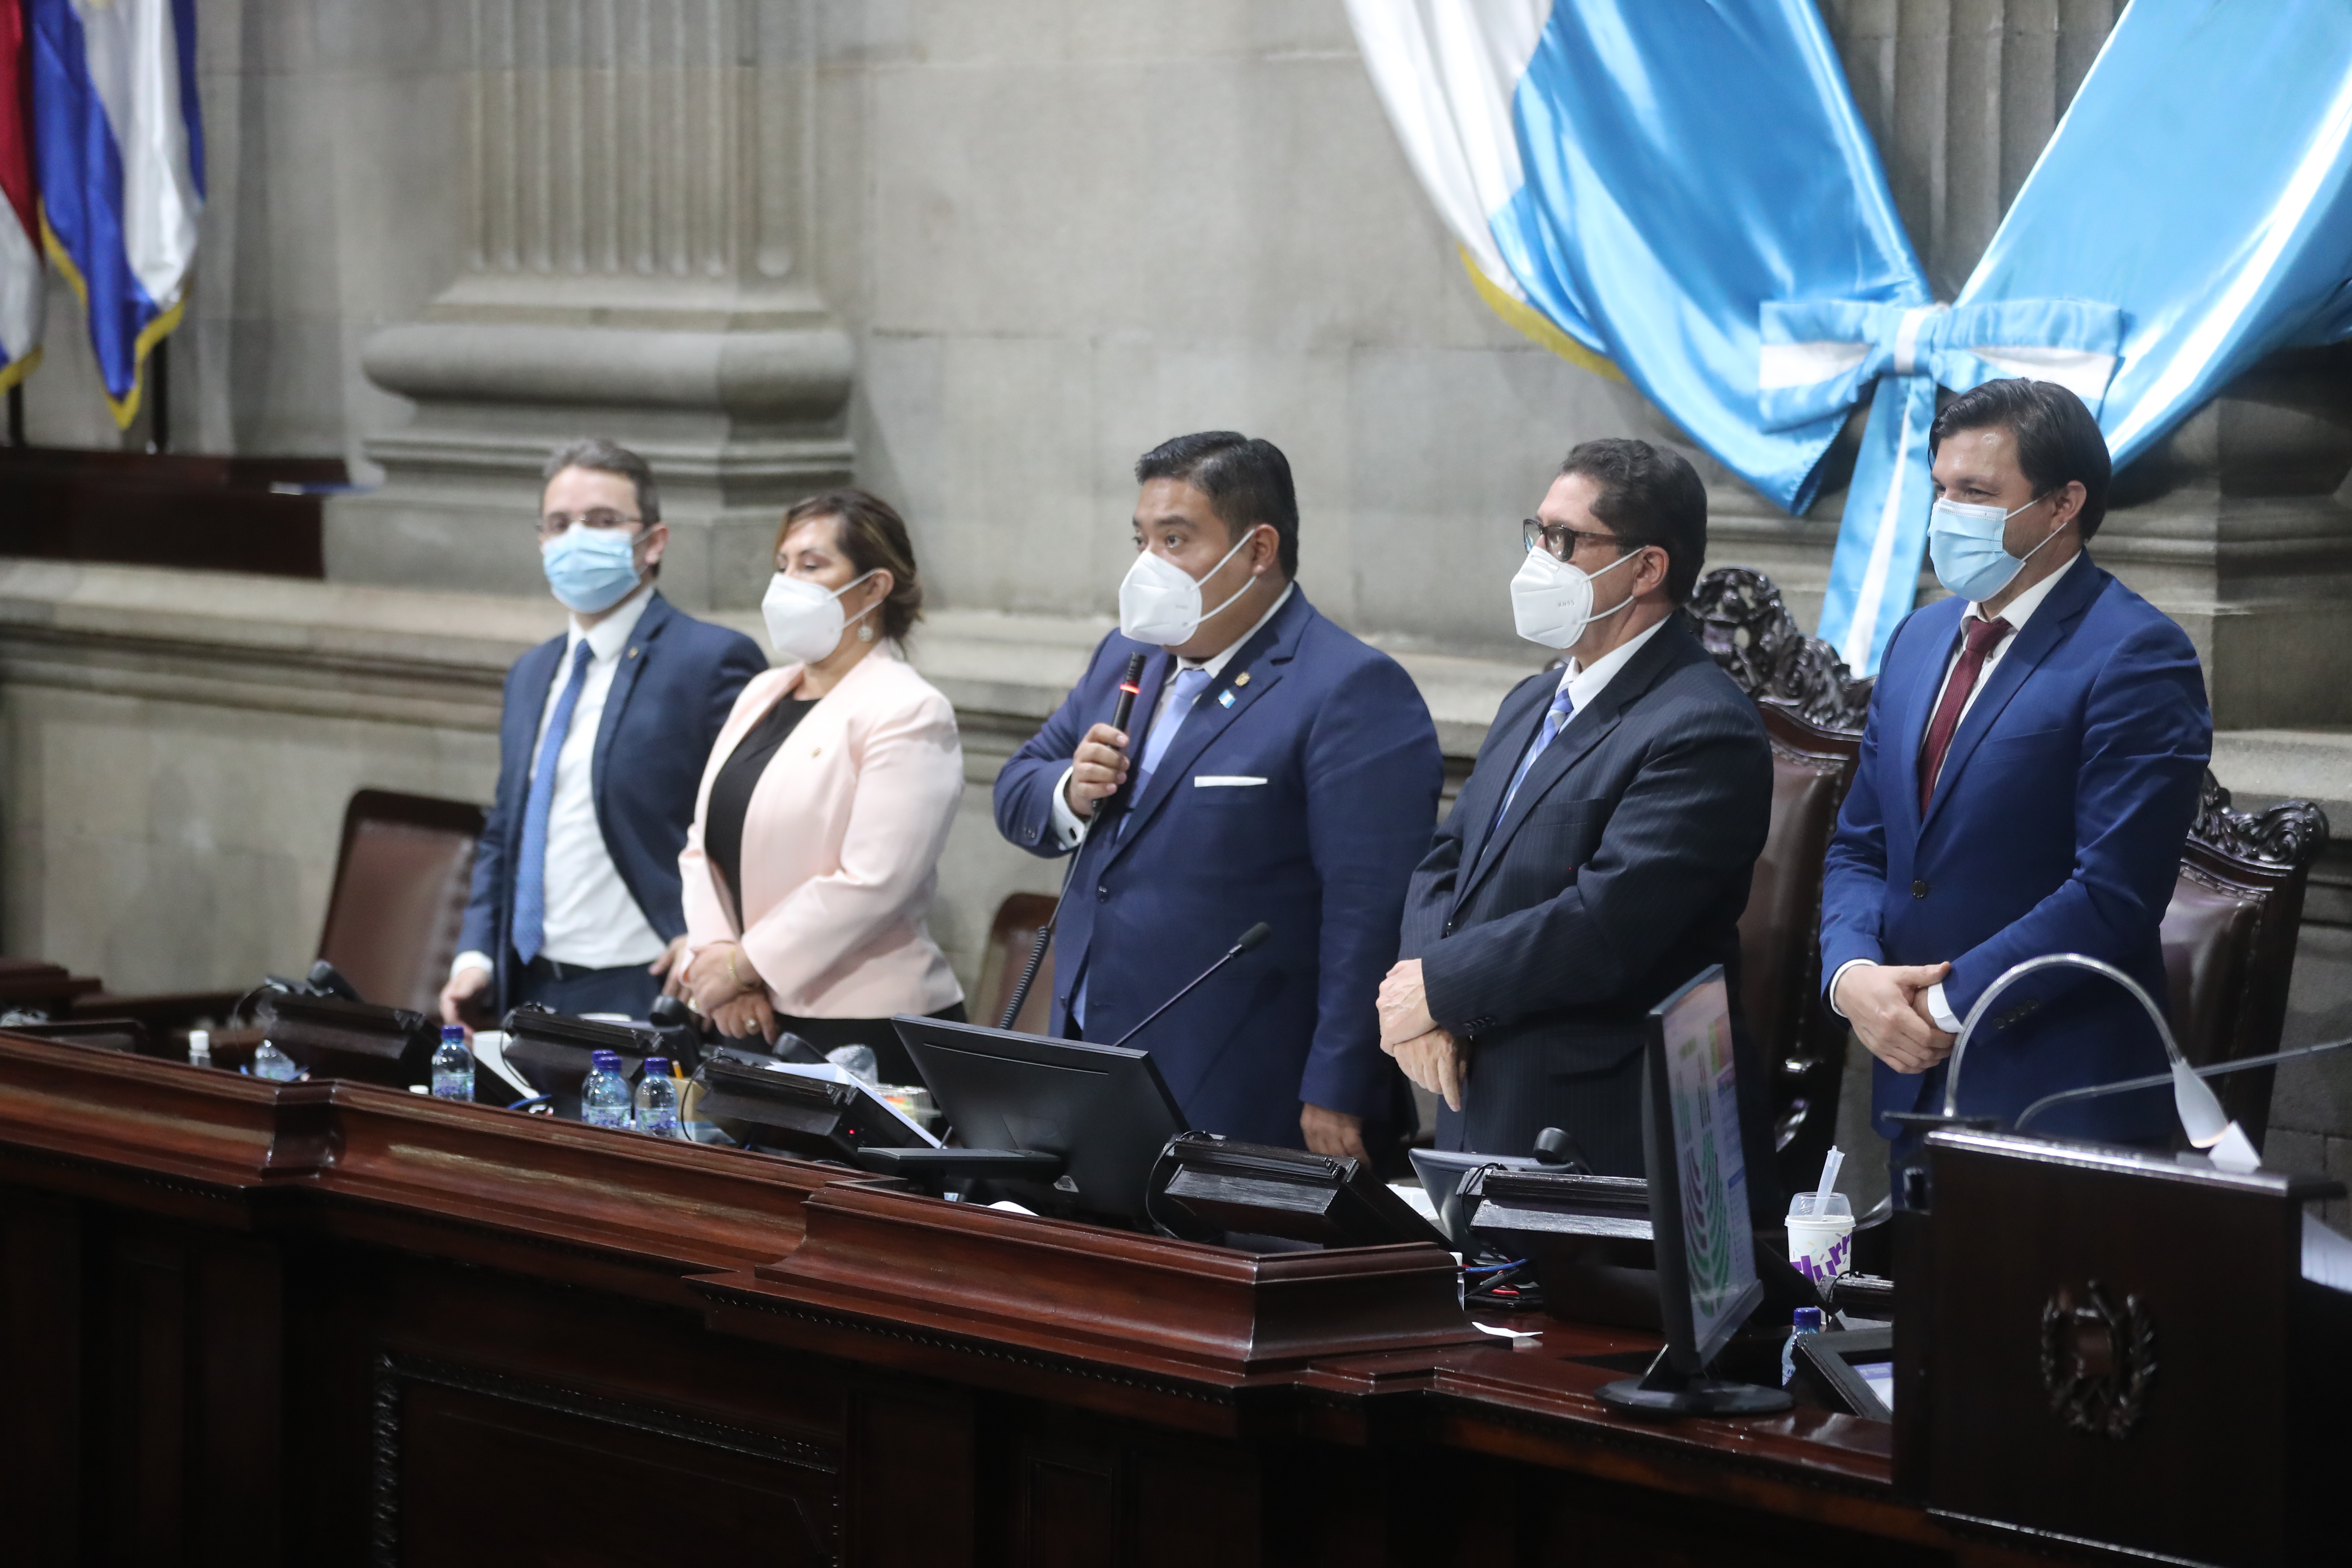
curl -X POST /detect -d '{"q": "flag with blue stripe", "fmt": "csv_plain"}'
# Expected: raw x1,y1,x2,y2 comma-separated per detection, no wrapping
1349,1,2352,676
28,0,201,428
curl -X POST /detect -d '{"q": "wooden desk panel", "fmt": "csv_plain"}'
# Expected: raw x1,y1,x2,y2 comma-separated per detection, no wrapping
0,1035,2080,1568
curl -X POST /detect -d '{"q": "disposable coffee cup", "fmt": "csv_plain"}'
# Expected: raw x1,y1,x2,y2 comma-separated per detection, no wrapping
1785,1191,1854,1287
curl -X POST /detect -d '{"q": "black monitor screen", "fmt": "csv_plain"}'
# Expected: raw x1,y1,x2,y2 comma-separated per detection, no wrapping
1644,964,1762,1369
892,1015,1189,1225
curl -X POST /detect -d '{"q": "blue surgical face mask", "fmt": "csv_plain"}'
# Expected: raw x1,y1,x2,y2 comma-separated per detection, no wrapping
541,524,644,614
1927,493,2060,604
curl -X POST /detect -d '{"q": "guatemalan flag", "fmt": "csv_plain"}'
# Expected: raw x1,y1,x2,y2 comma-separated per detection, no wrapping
0,0,42,392
28,0,201,428
1346,2,2352,676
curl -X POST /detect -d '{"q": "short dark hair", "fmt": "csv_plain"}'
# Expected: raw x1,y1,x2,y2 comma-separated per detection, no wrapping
776,488,925,643
542,437,661,523
1133,432,1299,577
1556,438,1706,604
1929,379,2112,540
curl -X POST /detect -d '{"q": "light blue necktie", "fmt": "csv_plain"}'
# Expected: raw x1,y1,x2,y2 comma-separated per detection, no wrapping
1494,683,1578,828
512,639,596,965
1074,665,1215,1028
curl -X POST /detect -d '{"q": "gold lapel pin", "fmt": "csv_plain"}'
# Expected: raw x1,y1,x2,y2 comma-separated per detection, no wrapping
1233,672,1251,687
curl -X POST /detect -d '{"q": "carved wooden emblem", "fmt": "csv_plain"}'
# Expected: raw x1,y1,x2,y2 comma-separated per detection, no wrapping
2040,1281,2157,1438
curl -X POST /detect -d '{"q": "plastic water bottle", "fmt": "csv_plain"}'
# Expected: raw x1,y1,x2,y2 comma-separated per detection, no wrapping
252,1040,300,1082
581,1050,631,1130
634,1057,681,1139
430,1025,474,1101
1782,1305,1825,1388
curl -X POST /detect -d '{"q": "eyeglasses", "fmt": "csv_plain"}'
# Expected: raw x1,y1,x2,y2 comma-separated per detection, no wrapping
537,508,643,539
1522,518,1632,560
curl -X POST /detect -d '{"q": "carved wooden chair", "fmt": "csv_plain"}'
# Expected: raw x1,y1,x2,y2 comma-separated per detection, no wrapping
1686,565,2332,1162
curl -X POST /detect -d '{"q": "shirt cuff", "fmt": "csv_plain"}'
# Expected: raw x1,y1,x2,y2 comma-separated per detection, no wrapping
450,951,494,983
1825,959,1869,1020
1047,766,1087,849
1926,981,1963,1035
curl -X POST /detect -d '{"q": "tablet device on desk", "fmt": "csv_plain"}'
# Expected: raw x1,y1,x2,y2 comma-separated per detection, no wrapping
890,1015,1188,1227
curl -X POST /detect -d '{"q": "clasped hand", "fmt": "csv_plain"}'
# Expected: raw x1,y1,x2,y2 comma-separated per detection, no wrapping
1836,961,1955,1074
1376,958,1467,1111
680,940,779,1044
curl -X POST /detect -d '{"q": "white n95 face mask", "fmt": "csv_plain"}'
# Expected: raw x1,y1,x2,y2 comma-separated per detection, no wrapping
1118,527,1261,646
762,570,877,663
1509,540,1639,649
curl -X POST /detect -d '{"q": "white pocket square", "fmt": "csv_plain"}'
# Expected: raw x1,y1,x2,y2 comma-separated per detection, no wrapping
1193,775,1267,787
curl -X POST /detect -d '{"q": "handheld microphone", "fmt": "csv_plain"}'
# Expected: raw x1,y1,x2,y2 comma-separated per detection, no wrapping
1109,923,1272,1051
998,653,1155,1031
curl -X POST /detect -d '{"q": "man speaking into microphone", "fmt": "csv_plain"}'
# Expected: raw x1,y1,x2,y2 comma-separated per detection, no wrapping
995,432,1442,1158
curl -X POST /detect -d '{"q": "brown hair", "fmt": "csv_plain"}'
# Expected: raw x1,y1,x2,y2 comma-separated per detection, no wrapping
775,489,925,643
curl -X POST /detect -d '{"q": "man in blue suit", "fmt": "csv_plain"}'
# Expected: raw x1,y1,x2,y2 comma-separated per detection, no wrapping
1820,379,2211,1171
995,432,1443,1158
442,438,767,1024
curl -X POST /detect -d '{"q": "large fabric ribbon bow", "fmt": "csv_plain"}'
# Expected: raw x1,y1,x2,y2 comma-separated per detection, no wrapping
1758,298,2124,674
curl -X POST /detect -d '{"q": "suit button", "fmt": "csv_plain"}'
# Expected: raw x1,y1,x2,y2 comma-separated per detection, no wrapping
1443,920,1455,936
1912,879,1929,898
1097,887,1109,902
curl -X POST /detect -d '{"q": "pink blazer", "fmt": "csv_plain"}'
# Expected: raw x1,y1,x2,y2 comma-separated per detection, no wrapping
680,650,965,1019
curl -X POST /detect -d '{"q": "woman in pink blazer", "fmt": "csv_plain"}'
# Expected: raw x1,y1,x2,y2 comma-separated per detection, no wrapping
676,489,965,1082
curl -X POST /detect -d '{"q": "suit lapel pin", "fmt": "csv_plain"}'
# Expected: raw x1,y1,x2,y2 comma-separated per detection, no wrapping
1233,672,1250,687
1218,689,1236,708
628,647,639,658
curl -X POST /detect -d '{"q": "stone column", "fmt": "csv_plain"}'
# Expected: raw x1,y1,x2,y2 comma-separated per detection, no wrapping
1708,0,2352,728
328,0,850,610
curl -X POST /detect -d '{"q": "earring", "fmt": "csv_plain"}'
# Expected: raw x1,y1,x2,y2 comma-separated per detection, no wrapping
857,624,876,643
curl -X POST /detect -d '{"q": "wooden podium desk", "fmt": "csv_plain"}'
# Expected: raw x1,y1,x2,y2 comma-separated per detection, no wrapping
0,1033,2072,1568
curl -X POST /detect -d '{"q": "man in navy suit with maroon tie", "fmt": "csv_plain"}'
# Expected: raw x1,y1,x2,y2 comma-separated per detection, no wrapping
1820,379,2212,1174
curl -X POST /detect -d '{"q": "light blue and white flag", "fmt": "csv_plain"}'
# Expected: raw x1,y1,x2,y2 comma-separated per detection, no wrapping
1351,1,2352,675
28,0,201,428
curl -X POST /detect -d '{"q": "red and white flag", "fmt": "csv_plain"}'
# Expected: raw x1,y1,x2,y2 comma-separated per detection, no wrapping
0,0,41,391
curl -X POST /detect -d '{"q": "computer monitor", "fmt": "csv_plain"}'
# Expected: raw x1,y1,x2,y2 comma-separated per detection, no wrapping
1595,964,1789,1418
888,1014,1189,1227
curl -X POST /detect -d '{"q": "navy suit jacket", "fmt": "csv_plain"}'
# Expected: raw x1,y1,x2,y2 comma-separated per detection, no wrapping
1399,618,1776,1182
458,591,768,1010
1819,551,2211,1145
993,588,1443,1146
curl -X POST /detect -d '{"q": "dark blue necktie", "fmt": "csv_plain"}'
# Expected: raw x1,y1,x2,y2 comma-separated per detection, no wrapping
512,640,595,964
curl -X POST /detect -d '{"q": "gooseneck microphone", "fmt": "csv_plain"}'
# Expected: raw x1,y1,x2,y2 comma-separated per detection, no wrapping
998,653,1152,1031
2012,1032,2352,1134
1109,923,1272,1050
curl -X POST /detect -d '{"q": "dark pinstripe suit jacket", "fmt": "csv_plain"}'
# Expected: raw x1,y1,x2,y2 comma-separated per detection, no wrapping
1399,616,1773,1168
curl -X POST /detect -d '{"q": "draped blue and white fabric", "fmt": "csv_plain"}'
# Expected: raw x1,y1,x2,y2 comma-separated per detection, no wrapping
28,0,202,428
1351,0,2352,675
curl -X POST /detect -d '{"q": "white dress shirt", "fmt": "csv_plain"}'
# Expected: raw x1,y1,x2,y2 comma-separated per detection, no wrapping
452,584,668,979
1829,553,2077,1032
1047,584,1296,849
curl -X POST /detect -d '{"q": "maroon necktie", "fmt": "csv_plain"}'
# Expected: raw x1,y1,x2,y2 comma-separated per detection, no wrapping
1917,615,2012,813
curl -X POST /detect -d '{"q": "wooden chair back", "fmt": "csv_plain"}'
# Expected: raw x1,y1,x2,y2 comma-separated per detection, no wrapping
315,790,488,1014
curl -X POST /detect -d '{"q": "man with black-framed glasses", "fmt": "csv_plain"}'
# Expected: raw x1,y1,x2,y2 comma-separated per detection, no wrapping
1378,438,1778,1189
441,438,766,1028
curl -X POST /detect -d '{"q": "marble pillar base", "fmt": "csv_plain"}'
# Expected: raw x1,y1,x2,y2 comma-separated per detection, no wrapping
334,285,856,612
